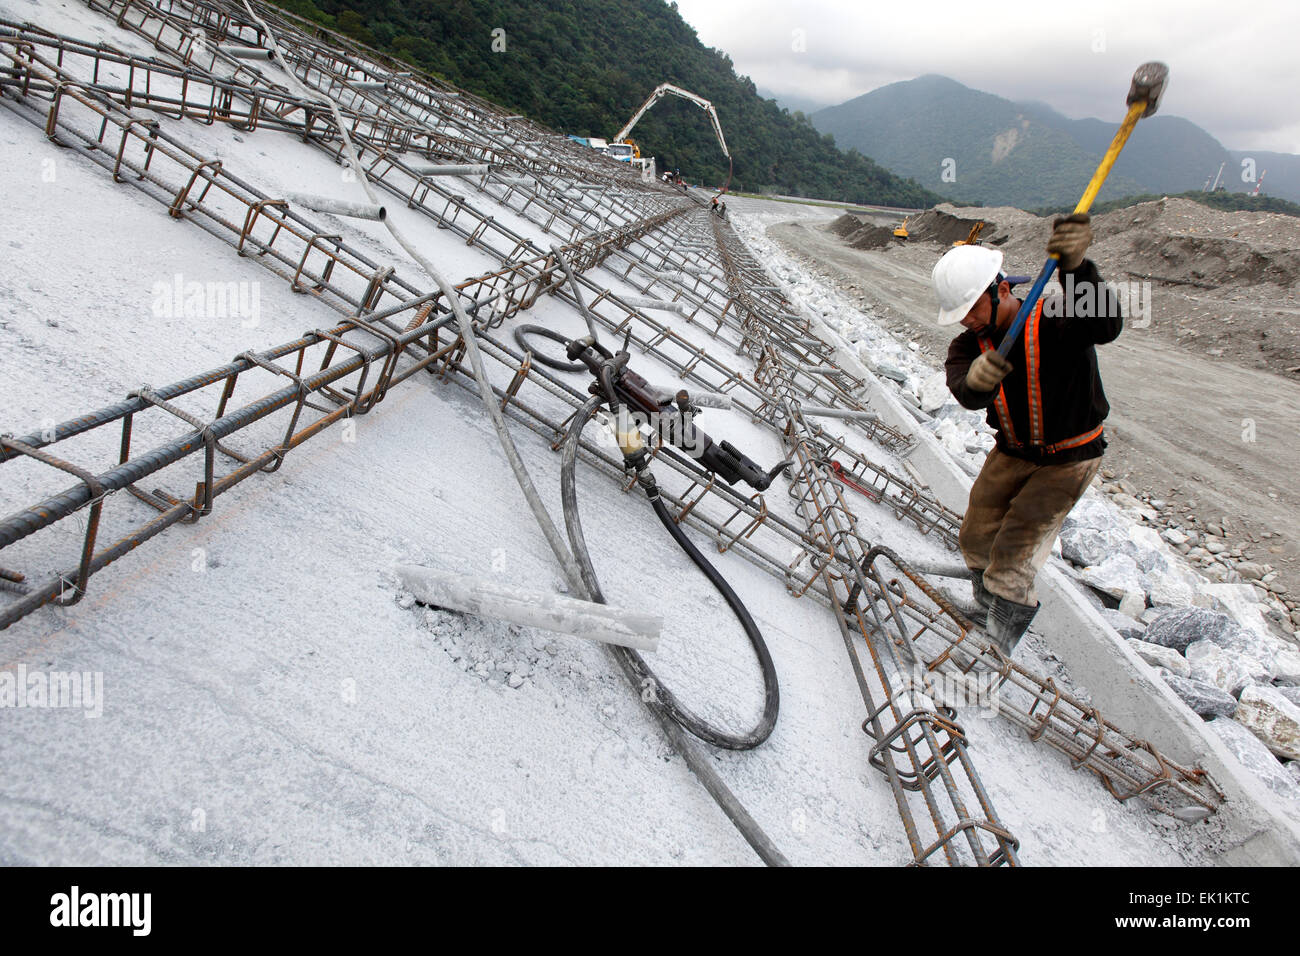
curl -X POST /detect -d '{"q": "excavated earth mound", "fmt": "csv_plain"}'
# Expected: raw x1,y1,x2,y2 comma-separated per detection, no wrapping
1122,232,1300,289
845,223,899,250
899,207,983,246
828,212,867,237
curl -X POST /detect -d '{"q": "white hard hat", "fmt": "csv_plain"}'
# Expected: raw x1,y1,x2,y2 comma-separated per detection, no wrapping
931,246,1004,326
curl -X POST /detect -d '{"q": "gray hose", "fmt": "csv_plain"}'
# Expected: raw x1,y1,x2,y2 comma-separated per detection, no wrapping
550,245,601,341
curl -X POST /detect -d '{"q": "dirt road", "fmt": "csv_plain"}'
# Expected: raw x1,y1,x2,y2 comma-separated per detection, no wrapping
768,219,1300,605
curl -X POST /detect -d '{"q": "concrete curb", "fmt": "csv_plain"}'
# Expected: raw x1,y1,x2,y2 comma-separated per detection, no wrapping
808,310,1300,866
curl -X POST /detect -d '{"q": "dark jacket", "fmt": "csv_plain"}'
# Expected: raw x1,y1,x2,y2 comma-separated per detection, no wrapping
945,259,1122,464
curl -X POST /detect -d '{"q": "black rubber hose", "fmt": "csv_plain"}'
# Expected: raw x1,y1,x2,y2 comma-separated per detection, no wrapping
560,398,780,751
644,491,782,741
514,324,610,373
561,397,788,866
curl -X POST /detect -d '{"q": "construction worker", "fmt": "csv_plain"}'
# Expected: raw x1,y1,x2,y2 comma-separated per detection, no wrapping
935,214,1121,656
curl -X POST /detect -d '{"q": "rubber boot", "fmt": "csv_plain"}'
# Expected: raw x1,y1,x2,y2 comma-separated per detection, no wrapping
970,573,993,611
984,594,1040,659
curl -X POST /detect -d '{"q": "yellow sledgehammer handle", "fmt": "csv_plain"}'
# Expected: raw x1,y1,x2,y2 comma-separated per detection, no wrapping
997,62,1167,358
1074,100,1145,214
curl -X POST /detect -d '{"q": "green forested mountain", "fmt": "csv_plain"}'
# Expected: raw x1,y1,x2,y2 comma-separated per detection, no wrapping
270,0,939,207
812,74,1300,208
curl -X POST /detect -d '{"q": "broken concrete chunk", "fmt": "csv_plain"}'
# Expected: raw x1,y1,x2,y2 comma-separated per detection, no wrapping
1276,684,1300,709
1273,646,1300,685
1145,607,1253,655
1128,638,1190,676
918,370,951,412
871,362,907,383
1186,641,1269,696
1158,671,1238,717
1235,685,1300,760
1080,553,1145,600
1102,608,1146,640
1206,718,1300,806
1147,574,1195,608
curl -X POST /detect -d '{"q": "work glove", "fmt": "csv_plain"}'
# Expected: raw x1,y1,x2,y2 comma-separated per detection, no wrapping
1047,213,1093,271
966,351,1012,392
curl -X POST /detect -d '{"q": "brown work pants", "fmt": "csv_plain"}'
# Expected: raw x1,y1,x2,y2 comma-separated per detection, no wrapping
960,448,1101,606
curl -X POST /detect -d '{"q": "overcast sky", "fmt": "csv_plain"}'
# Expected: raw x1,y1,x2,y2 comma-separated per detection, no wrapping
672,0,1299,153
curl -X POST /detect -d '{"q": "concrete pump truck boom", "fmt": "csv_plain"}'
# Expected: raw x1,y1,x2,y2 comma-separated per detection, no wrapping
613,82,733,193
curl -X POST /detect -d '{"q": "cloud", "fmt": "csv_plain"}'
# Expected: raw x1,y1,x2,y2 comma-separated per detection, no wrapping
672,0,1299,152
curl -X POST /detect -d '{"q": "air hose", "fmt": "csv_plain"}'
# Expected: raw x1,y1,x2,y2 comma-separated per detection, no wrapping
560,396,779,751
514,324,600,373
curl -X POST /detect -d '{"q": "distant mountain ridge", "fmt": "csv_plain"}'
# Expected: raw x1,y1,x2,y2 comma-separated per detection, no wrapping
756,86,832,117
811,74,1299,208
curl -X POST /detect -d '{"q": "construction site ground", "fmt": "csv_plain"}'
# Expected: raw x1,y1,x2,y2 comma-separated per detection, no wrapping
763,202,1300,608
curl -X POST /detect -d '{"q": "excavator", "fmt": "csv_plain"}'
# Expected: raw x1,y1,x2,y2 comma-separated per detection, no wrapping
953,221,985,246
612,82,732,192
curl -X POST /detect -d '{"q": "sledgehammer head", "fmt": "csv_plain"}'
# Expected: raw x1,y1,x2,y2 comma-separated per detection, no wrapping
1126,61,1169,118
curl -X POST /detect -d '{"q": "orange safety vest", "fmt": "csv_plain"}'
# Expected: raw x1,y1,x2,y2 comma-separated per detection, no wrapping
978,301,1104,456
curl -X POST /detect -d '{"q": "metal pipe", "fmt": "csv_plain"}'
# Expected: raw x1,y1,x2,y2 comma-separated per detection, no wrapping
689,391,733,410
795,404,880,423
410,163,490,176
219,44,273,60
621,295,685,314
283,190,386,221
905,560,974,580
395,565,662,651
